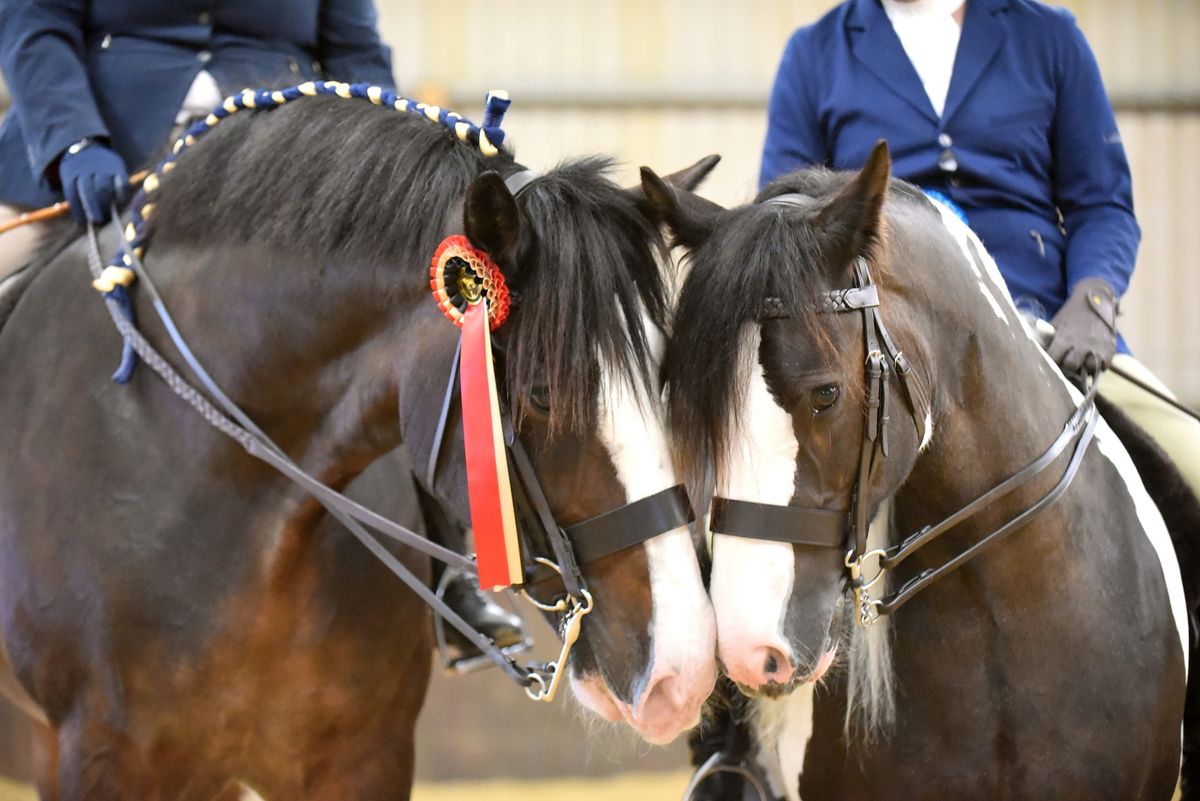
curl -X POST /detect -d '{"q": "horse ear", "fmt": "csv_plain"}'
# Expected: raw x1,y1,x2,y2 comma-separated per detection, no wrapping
638,165,725,249
463,171,521,264
813,140,891,275
658,153,722,192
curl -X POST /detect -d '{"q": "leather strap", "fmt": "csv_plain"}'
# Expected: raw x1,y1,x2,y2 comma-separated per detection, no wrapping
425,336,461,490
710,497,845,548
568,485,695,564
91,221,535,688
875,392,1099,616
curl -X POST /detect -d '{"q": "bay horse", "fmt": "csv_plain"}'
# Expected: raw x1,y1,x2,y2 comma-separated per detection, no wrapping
652,143,1196,800
0,88,717,800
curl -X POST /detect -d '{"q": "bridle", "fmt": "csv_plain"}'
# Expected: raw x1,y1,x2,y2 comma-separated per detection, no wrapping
422,170,694,692
81,164,693,704
708,194,1100,626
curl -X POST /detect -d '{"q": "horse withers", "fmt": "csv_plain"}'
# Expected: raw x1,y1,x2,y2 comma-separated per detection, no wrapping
0,90,716,800
655,143,1194,800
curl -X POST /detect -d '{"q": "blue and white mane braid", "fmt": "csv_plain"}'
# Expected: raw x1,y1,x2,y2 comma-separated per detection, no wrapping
93,81,513,383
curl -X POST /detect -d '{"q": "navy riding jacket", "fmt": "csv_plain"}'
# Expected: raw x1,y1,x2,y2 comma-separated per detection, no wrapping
0,0,395,208
760,0,1140,327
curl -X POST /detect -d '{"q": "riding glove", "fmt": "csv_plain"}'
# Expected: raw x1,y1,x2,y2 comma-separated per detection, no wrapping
1047,276,1119,378
58,140,129,226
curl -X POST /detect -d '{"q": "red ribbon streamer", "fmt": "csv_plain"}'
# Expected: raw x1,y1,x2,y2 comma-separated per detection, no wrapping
459,299,522,589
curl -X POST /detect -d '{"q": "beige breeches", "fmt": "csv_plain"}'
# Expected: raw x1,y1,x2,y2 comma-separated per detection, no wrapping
1098,353,1200,500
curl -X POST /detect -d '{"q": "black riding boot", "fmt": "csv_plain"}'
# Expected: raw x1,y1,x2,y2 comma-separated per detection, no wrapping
415,485,529,669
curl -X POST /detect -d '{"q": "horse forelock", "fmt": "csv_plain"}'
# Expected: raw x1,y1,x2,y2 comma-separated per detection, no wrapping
666,178,852,490
504,157,670,433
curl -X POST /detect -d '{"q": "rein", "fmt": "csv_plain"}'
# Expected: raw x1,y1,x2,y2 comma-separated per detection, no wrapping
80,101,693,701
709,213,1100,625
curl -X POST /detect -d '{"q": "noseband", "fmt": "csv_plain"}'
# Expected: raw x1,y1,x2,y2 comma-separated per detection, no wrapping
709,194,1099,625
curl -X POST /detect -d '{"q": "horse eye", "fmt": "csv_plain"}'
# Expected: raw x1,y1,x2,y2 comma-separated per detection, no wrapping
811,383,841,414
529,385,551,415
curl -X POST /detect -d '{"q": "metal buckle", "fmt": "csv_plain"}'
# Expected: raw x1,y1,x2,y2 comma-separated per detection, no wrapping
845,548,886,628
518,557,595,702
524,587,594,702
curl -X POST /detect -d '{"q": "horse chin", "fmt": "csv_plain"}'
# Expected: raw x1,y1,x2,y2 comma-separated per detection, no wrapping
569,669,708,745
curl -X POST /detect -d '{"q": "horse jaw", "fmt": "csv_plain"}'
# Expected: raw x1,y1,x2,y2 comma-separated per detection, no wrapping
579,310,716,744
711,329,801,693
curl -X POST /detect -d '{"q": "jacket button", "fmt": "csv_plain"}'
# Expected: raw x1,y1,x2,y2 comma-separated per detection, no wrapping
938,132,953,148
197,50,212,64
289,58,301,75
198,11,211,25
938,149,958,172
100,34,113,49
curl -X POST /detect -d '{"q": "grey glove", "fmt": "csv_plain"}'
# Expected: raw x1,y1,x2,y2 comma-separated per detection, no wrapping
1047,276,1118,377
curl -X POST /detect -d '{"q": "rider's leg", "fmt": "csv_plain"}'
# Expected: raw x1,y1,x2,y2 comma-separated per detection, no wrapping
0,204,46,279
1097,354,1200,499
413,483,526,656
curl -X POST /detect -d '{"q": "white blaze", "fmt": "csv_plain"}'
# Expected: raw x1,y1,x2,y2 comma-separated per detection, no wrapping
711,327,799,663
593,310,715,735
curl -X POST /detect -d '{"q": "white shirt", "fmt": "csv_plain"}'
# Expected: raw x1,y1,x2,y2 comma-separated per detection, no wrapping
175,70,223,125
880,0,966,118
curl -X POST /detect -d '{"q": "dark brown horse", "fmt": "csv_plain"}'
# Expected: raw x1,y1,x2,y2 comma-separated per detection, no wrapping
0,92,717,800
655,144,1195,800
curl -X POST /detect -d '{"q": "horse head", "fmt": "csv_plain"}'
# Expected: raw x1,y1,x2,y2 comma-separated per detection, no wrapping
658,144,932,697
438,154,722,742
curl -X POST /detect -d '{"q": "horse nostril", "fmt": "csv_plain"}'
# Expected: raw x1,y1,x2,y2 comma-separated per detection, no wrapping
754,646,793,684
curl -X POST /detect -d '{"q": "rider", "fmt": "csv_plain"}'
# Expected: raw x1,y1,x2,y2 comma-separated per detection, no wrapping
759,0,1200,499
0,0,524,661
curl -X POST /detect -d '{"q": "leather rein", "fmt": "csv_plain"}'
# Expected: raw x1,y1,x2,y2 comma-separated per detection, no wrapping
81,166,692,701
709,204,1099,625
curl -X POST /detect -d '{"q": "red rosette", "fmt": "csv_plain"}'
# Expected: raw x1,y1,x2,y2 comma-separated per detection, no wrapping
429,235,511,330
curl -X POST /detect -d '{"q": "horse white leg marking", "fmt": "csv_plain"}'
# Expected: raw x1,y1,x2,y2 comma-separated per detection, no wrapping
239,785,266,801
711,326,800,681
592,308,715,742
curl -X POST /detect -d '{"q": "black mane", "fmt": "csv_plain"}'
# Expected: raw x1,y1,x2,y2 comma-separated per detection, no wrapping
148,94,512,266
143,95,667,432
505,157,668,430
665,169,919,483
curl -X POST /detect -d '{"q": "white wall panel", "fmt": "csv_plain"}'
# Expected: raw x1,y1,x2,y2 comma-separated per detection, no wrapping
377,0,1198,398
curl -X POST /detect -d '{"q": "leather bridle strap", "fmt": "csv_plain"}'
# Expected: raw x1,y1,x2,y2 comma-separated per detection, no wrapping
501,416,586,598
709,498,845,547
87,220,537,688
874,389,1099,617
568,485,695,564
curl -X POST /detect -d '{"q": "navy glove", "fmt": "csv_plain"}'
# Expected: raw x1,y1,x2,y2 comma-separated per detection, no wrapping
58,140,129,226
1047,277,1119,378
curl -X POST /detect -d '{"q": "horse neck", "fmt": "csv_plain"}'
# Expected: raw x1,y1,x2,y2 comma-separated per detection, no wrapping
151,238,425,492
889,218,1079,575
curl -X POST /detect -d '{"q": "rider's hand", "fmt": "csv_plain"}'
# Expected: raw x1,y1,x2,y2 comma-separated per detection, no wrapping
1047,276,1118,378
58,139,129,226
